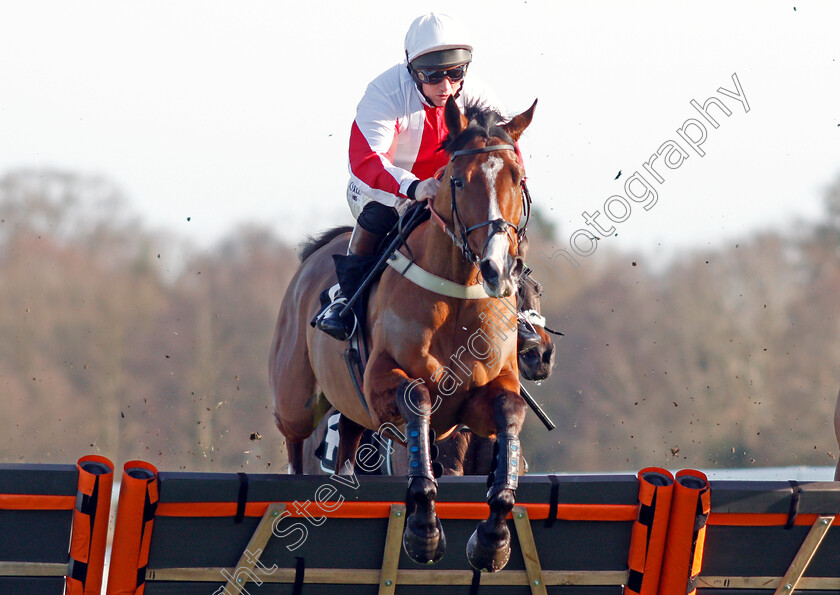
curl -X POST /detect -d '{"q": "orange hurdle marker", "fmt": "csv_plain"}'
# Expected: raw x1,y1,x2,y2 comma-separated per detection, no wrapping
105,461,159,595
625,467,675,595
657,469,711,595
65,455,114,595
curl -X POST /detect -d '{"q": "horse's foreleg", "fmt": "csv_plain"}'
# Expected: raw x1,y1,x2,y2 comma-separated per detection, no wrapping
464,389,527,572
436,430,471,476
395,378,446,565
287,440,304,475
335,414,365,475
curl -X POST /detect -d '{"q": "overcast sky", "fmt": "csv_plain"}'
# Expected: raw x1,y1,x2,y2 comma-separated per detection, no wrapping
1,0,838,260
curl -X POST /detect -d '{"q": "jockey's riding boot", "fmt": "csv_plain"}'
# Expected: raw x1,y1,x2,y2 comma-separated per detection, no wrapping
316,225,383,341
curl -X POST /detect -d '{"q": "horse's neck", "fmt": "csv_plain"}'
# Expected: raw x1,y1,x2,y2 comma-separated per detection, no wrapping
412,223,481,286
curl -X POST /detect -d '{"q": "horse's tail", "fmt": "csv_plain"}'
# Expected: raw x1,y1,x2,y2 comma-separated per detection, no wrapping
298,226,353,262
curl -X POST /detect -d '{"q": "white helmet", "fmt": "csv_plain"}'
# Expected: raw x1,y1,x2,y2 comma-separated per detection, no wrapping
404,12,473,69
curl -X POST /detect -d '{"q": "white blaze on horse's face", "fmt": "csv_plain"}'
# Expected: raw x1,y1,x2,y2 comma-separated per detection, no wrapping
479,154,519,298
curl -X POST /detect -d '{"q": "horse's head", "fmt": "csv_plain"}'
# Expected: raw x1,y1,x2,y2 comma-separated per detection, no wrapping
441,97,537,298
516,269,555,381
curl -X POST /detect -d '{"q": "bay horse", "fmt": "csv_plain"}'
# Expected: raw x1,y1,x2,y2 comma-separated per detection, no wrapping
301,264,557,476
270,97,537,571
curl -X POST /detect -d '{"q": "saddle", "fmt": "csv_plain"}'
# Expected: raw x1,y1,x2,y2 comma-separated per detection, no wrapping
331,202,430,332
314,204,429,332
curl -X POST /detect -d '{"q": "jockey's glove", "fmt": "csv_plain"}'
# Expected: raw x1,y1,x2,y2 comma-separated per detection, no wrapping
409,178,441,202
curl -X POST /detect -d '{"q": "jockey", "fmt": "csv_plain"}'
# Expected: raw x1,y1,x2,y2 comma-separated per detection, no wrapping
316,12,540,352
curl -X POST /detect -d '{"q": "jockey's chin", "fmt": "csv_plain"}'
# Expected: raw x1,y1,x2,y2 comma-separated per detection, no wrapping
422,80,463,108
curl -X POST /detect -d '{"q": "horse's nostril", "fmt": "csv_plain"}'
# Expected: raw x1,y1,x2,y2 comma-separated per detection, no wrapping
479,260,500,285
543,347,554,365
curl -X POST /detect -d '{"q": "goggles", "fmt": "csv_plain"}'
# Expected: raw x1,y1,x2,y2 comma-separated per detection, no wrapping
411,63,468,85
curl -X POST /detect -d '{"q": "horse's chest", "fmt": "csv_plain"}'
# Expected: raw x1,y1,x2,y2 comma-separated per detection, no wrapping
375,298,516,390
427,341,506,392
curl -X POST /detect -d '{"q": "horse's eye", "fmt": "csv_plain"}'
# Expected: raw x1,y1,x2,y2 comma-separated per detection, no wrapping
453,177,464,190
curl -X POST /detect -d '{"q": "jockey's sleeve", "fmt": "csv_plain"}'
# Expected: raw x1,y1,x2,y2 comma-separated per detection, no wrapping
349,77,417,200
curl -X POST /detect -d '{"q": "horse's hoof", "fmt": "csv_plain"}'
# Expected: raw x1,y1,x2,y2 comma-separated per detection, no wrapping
466,527,511,572
402,515,446,565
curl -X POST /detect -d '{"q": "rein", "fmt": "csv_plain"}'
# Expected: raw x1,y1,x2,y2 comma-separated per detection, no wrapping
427,143,532,265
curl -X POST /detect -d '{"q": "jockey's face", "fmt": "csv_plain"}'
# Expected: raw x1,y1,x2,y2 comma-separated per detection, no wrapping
422,77,463,108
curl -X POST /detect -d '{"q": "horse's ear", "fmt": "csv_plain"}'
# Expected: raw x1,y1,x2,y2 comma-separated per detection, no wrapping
502,99,537,142
445,96,468,139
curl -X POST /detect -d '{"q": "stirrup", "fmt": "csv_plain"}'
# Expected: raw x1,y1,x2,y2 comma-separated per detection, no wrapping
316,296,358,341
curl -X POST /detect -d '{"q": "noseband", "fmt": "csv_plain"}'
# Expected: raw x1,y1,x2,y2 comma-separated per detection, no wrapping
428,143,532,265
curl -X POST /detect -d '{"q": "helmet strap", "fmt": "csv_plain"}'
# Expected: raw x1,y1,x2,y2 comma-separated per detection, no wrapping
418,84,435,107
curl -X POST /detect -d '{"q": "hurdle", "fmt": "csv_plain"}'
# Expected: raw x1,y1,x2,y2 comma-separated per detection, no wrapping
0,455,113,595
3,460,840,594
699,479,840,593
104,471,637,593
99,467,840,594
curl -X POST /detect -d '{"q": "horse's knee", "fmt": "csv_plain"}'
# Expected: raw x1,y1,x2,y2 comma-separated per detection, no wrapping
396,378,433,420
365,366,412,425
492,392,527,433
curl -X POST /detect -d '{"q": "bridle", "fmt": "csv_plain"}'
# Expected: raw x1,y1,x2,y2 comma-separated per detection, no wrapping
427,143,532,265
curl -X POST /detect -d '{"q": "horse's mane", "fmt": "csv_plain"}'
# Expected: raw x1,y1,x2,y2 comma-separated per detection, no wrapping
442,100,514,154
298,225,353,262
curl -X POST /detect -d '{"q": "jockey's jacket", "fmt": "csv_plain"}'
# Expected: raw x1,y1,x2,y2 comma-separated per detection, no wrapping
348,63,506,208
